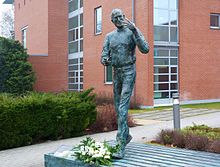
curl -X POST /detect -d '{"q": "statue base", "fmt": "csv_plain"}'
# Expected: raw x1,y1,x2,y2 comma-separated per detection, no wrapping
44,142,220,167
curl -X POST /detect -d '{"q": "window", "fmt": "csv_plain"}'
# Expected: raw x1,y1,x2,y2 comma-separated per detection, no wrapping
68,0,83,92
210,14,220,29
68,13,83,54
21,27,27,48
95,7,102,35
154,0,178,42
105,66,113,83
68,58,83,91
154,47,178,99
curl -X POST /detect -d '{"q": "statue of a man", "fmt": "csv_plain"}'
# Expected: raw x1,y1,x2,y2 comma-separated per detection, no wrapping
101,9,149,159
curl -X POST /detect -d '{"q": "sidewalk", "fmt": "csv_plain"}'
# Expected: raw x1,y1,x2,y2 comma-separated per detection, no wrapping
0,110,220,167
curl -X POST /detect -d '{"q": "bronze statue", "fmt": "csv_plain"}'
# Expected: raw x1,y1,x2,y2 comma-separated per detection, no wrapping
101,9,149,159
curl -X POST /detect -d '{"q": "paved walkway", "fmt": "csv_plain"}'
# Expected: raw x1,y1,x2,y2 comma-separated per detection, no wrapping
0,109,220,167
132,108,220,121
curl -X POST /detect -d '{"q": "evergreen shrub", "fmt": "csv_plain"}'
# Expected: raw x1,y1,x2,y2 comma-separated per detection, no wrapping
0,37,35,95
0,89,96,150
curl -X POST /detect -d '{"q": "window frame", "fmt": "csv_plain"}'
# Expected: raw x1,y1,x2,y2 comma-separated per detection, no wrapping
210,14,220,29
94,6,102,35
21,26,28,49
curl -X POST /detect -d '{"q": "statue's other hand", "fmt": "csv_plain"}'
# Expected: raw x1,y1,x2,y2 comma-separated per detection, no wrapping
101,58,110,66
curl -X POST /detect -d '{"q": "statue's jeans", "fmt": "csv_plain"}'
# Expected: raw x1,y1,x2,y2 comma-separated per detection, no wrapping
113,64,136,150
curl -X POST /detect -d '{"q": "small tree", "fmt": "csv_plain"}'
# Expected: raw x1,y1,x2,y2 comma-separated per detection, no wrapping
0,8,14,39
0,37,35,95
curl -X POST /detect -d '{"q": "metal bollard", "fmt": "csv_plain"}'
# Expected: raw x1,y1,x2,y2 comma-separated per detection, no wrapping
173,93,180,130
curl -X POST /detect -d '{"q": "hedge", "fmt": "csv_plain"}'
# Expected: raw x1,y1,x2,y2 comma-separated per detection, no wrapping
0,89,97,150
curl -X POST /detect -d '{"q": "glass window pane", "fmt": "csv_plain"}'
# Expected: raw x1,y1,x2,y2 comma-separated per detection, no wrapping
68,65,75,71
171,91,178,98
154,9,169,25
106,65,112,82
80,13,83,26
69,16,78,29
68,78,75,83
169,0,177,10
76,29,79,40
154,26,169,41
69,58,78,64
69,0,78,13
171,83,178,90
154,92,169,99
80,0,83,8
69,41,78,54
154,0,168,9
80,84,83,90
170,50,178,57
80,64,83,70
171,67,177,73
80,58,83,63
170,27,178,42
154,58,169,65
80,72,83,76
69,84,78,89
154,83,169,91
154,75,169,82
68,30,75,42
170,11,177,25
80,27,83,38
210,15,219,27
154,49,169,57
80,40,83,52
68,72,75,77
154,67,169,73
171,75,177,81
170,58,177,65
95,7,102,34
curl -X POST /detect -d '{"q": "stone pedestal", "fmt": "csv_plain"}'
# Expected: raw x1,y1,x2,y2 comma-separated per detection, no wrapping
45,142,220,167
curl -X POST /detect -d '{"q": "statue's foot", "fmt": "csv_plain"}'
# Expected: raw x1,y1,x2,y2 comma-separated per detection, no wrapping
112,149,125,159
126,134,132,145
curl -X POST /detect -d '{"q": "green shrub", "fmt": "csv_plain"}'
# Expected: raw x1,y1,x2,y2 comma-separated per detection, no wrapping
154,124,220,153
0,89,97,150
0,37,35,95
183,124,220,140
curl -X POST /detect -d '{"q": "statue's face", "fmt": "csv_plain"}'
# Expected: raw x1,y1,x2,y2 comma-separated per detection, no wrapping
112,12,125,28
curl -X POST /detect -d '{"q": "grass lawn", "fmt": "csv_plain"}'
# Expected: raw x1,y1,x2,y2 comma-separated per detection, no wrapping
129,102,220,114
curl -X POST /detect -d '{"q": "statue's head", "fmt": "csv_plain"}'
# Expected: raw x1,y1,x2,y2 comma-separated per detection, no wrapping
111,9,125,28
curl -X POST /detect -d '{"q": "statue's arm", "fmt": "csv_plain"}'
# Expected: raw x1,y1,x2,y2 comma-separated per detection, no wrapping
124,18,149,54
132,28,149,54
101,35,111,66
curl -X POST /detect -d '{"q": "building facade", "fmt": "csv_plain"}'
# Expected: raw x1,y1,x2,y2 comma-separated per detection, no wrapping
7,0,220,107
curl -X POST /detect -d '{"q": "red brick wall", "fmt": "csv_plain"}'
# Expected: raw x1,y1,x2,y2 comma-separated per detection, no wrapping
84,0,154,106
14,0,68,92
14,0,48,54
179,0,220,101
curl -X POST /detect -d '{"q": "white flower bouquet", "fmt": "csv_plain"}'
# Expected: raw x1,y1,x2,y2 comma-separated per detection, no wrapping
54,137,119,166
74,137,118,166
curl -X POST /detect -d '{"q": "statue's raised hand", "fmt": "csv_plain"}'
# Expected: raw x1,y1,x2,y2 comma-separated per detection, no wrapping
123,18,136,32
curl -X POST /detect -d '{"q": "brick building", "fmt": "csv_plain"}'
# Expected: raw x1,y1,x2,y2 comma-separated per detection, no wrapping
4,0,220,107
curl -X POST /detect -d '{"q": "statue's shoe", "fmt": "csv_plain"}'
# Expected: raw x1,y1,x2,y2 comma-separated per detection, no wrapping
126,134,132,145
112,149,125,159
